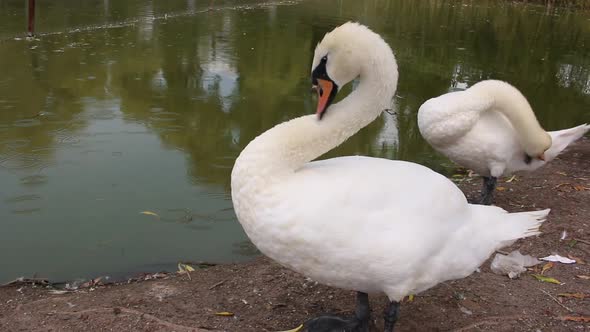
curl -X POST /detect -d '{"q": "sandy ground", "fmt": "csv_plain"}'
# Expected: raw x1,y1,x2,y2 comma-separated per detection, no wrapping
0,138,589,332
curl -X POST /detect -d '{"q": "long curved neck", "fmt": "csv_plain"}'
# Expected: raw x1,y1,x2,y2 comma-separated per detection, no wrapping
469,80,550,155
234,53,397,178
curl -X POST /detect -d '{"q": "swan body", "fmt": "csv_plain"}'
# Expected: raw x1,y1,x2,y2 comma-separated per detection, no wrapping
234,154,546,299
231,23,549,330
418,80,590,178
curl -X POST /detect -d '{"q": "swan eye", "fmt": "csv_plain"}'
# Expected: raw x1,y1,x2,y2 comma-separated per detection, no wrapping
321,55,328,62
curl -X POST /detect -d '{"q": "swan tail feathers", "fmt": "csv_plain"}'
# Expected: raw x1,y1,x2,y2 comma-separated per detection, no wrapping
505,208,550,237
470,206,550,249
494,208,550,248
546,124,590,161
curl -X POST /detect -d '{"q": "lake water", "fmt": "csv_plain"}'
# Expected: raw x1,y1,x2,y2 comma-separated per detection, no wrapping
0,0,589,283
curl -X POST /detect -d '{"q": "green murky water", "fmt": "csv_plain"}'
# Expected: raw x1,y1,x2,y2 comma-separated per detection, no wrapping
0,0,589,283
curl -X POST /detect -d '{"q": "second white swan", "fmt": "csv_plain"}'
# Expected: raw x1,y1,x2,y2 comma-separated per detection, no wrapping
418,80,589,205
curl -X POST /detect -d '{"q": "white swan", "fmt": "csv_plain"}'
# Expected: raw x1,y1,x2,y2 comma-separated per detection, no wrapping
231,23,550,332
418,80,590,205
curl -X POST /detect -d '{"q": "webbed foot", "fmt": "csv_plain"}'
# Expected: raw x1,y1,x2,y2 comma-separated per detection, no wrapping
304,315,368,332
303,292,370,332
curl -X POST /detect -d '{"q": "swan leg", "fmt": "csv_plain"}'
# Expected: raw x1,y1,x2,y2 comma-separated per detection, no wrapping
383,300,400,332
478,176,497,205
303,292,370,332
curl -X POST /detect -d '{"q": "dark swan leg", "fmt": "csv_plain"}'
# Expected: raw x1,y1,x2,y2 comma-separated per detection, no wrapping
478,176,497,205
304,292,370,332
383,301,400,332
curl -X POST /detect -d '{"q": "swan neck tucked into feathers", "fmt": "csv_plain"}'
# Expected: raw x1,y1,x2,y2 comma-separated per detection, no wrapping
469,80,551,156
233,49,397,177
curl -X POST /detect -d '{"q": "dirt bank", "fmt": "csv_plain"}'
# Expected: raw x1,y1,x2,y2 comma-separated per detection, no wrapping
1,138,589,332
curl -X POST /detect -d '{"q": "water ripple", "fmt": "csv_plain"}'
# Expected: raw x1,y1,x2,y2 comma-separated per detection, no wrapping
4,194,42,203
20,174,48,186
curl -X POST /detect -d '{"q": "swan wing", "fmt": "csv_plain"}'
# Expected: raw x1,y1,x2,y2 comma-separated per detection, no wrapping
418,90,493,147
260,156,469,268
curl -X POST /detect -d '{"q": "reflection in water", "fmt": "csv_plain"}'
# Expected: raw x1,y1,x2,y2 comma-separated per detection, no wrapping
138,1,155,42
0,0,589,282
198,12,238,113
557,63,590,94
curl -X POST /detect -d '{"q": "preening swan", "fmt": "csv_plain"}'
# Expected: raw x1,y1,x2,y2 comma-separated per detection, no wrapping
231,23,550,332
418,80,590,205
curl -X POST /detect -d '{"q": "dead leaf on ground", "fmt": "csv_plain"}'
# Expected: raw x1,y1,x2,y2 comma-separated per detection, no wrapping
558,293,589,299
215,312,234,316
505,175,517,183
560,316,590,322
403,294,415,302
556,171,568,176
568,255,586,265
276,324,304,332
553,183,571,191
496,186,507,191
178,263,195,272
576,275,590,280
573,185,589,191
177,263,195,272
531,274,563,285
177,263,196,280
541,262,554,275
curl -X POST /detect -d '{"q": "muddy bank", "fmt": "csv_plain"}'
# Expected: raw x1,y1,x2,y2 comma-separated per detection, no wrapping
1,138,589,332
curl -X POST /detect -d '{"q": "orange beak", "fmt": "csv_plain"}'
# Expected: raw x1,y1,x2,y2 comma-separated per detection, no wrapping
315,78,335,119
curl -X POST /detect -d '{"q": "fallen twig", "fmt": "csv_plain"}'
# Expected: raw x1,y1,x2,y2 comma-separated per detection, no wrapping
540,289,573,313
208,280,226,290
553,183,571,190
48,307,218,331
560,315,590,322
1,277,49,288
452,315,522,332
574,238,590,246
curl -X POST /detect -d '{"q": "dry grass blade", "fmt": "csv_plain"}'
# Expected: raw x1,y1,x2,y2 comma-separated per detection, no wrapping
208,280,226,290
574,238,590,246
540,289,573,313
558,293,589,299
560,316,590,322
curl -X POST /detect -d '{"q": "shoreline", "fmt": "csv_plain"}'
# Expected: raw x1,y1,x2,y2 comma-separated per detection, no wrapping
510,0,590,9
1,137,589,331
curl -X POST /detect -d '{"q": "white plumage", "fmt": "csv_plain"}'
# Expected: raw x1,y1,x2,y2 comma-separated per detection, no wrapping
418,80,589,178
231,23,550,328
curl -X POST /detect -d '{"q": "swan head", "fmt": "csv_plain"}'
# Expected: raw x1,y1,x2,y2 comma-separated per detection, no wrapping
525,132,552,161
311,22,396,119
